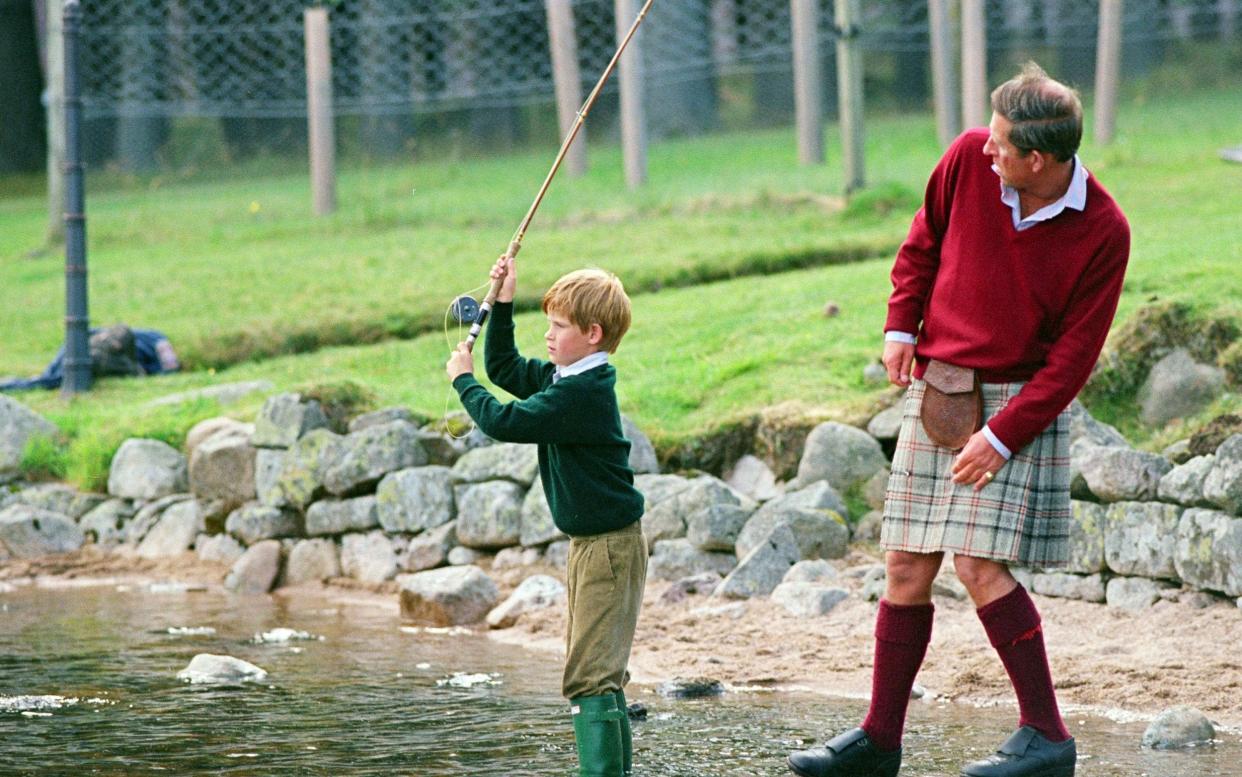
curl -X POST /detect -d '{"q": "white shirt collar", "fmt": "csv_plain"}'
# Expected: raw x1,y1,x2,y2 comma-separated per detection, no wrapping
552,351,609,383
995,155,1088,231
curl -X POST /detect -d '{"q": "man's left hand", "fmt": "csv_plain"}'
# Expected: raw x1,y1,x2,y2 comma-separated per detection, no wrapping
951,430,1006,491
446,342,474,381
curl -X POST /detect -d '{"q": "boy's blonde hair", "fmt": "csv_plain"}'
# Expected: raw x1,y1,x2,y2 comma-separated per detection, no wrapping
541,268,632,354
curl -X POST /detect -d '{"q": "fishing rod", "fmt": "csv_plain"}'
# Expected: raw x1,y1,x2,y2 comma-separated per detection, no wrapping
452,0,656,350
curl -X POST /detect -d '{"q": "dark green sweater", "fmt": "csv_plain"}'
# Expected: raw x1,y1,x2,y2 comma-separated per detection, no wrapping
452,302,645,537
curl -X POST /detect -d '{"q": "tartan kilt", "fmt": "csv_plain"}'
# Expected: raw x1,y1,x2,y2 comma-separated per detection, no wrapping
880,379,1072,568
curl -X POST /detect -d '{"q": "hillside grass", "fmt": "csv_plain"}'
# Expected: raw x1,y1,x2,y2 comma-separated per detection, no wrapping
4,78,1241,490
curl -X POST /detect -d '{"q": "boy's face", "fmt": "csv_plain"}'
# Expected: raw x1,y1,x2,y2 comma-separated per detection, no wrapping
544,311,602,366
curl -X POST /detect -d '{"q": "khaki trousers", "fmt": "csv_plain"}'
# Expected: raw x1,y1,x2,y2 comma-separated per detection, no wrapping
562,521,647,700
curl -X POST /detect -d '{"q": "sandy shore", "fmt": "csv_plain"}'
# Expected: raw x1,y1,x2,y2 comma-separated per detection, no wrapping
5,546,1241,731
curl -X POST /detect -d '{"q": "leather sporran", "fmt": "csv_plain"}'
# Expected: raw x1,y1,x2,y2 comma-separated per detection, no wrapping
919,359,983,450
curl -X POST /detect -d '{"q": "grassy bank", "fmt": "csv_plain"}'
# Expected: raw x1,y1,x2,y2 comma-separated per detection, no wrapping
4,82,1241,490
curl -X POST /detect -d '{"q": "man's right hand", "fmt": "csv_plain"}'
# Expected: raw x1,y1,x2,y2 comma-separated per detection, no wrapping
491,255,517,303
882,341,916,387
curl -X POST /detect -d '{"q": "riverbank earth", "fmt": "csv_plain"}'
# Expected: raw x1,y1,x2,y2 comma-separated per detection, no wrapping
6,544,1240,732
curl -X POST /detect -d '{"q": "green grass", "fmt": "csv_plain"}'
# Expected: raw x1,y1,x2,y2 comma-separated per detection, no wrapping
5,76,1242,490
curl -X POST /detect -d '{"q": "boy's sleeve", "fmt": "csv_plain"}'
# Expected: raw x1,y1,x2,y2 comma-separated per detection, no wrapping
453,374,600,445
483,302,552,399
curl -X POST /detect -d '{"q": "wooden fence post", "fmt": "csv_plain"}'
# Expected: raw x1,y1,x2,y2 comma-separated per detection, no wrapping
546,0,588,176
928,0,959,147
305,7,336,216
835,0,864,191
1094,0,1123,145
791,0,824,165
45,0,65,245
960,0,988,129
615,0,647,188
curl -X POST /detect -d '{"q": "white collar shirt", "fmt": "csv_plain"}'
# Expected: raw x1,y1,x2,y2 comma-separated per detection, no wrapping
552,351,609,383
995,155,1089,231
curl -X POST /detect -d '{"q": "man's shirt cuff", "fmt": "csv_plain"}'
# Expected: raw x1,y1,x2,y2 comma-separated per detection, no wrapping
884,331,917,344
982,425,1013,460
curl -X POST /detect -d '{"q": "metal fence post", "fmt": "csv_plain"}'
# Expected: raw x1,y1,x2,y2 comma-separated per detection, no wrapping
546,0,588,177
615,0,647,189
62,0,90,395
835,0,864,192
305,7,336,216
791,0,824,165
1094,0,1123,145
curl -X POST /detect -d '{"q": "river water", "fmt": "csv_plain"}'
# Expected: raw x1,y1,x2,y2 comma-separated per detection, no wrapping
1,582,1237,776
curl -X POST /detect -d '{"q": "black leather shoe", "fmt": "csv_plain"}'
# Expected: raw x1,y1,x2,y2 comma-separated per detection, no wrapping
960,726,1076,777
787,727,901,777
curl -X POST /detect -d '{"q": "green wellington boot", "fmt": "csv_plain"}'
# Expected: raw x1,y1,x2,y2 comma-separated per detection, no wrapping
571,693,625,777
614,689,633,776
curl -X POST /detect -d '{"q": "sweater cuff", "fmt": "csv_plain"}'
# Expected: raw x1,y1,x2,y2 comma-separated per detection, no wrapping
452,373,478,394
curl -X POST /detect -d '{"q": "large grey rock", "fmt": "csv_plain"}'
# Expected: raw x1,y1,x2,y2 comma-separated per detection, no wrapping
398,565,500,626
79,499,136,545
1031,572,1106,603
275,429,342,509
305,496,379,536
1203,434,1242,514
225,504,302,545
862,468,890,510
123,494,191,545
1174,508,1242,596
783,559,839,584
196,533,245,565
375,466,455,534
544,538,570,569
685,503,752,552
401,521,458,572
322,421,427,496
254,448,288,508
770,582,849,617
176,654,268,685
252,393,328,449
866,405,904,441
635,473,695,510
282,538,340,585
647,538,736,581
454,481,525,549
724,455,780,503
1068,400,1130,448
1158,455,1216,508
1104,501,1182,579
518,475,565,547
0,504,84,557
1142,706,1216,749
108,439,188,501
716,523,800,599
622,415,659,475
451,443,538,486
13,484,104,520
349,406,417,433
185,417,253,460
0,396,58,481
491,546,541,570
641,475,756,544
792,421,887,492
137,501,203,558
1066,501,1108,574
736,486,849,561
448,546,485,566
224,540,282,594
486,574,566,629
1079,447,1171,502
1139,349,1226,427
1105,577,1173,610
414,427,469,467
340,530,398,583
189,429,256,506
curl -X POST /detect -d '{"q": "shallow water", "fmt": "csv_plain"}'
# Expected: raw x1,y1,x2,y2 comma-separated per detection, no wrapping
0,583,1238,776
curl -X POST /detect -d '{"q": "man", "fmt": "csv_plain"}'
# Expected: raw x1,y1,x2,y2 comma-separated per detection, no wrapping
788,62,1129,777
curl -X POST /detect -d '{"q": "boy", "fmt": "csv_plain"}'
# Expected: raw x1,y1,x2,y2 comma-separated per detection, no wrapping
446,256,647,777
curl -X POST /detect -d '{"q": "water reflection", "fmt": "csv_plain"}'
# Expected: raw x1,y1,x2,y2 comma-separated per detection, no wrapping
0,585,1236,776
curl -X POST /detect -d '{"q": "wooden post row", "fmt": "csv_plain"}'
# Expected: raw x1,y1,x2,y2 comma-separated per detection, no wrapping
305,7,336,215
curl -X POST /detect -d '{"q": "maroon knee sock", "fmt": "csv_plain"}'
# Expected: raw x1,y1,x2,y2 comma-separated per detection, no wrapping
976,585,1071,743
860,600,935,752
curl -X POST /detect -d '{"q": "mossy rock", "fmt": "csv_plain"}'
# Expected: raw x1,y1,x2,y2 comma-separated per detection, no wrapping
1188,413,1242,457
294,380,378,434
1219,340,1242,388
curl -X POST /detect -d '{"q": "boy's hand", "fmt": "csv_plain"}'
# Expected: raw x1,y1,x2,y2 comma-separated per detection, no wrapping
446,342,474,380
491,255,517,303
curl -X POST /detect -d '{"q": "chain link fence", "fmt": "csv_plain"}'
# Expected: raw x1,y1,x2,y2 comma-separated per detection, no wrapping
70,0,1238,165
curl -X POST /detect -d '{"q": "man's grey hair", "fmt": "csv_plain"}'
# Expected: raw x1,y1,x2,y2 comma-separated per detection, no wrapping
990,62,1083,162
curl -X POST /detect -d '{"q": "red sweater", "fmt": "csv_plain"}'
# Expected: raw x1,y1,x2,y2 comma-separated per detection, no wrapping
886,128,1130,454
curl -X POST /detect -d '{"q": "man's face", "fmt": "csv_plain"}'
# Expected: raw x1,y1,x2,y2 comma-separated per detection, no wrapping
544,311,599,367
982,112,1034,189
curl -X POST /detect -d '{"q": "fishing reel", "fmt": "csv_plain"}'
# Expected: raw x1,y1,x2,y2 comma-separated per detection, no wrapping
450,295,482,324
